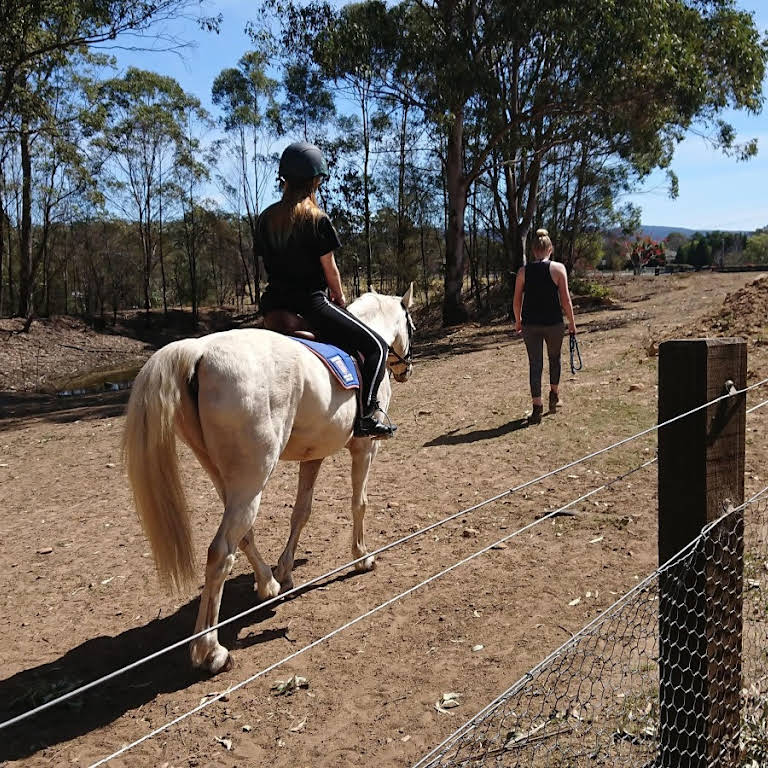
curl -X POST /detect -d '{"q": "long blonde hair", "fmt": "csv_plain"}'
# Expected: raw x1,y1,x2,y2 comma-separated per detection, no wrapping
532,228,553,259
264,176,325,249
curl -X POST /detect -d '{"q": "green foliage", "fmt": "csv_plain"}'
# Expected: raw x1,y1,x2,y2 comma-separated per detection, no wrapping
744,233,768,265
675,230,749,267
569,276,610,300
0,0,199,117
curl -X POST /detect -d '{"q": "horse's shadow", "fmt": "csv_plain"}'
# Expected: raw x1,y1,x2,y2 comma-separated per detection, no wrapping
0,565,358,762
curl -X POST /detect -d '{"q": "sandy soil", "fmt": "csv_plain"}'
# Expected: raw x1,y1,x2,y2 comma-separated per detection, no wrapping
1,271,767,768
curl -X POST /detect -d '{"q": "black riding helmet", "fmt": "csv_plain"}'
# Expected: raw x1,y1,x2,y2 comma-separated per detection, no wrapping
278,141,329,181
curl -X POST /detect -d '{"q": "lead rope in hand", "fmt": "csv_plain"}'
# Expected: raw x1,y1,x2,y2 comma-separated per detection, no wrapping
569,332,583,375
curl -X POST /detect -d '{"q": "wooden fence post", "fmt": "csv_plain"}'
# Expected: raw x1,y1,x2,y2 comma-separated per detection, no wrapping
657,338,746,767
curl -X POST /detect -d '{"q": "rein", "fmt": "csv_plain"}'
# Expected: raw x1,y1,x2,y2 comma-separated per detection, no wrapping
569,332,583,375
388,302,413,373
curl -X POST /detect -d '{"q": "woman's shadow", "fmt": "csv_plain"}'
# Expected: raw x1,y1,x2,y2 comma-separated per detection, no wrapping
0,563,354,762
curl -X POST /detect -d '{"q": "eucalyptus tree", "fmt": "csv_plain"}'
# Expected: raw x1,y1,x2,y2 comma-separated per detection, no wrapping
212,50,279,307
395,0,766,324
277,59,336,143
308,1,398,290
1,54,101,318
93,67,207,314
0,0,211,117
173,103,213,325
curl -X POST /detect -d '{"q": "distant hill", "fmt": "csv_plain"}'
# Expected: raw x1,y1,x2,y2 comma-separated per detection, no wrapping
636,225,753,240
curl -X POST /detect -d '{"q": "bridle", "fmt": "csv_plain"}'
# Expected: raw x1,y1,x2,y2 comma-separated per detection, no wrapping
387,302,413,377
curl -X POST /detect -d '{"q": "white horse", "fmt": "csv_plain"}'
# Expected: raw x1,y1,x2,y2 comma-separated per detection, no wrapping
122,287,414,674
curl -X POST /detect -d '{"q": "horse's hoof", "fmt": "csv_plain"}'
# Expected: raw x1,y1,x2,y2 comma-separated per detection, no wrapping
258,576,281,601
354,555,376,572
192,644,231,675
279,577,294,594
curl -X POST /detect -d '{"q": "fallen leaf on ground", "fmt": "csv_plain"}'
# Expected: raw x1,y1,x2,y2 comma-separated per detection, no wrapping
289,718,307,732
215,736,232,750
271,675,309,695
435,692,461,714
568,597,581,607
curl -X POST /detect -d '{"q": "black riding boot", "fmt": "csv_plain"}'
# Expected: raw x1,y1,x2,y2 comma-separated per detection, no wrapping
354,401,397,439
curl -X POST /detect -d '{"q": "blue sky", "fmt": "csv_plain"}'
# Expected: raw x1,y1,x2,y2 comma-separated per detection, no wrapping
109,1,768,232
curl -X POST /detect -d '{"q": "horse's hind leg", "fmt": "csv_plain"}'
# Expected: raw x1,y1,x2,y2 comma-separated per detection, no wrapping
190,486,280,675
349,439,378,572
274,458,323,592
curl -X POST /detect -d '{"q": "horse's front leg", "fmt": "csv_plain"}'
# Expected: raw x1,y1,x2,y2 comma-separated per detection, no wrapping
349,438,379,572
190,488,278,674
274,458,324,592
239,529,283,600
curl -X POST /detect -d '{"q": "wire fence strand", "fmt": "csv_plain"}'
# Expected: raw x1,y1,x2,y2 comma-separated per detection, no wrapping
85,459,660,767
413,484,768,768
3,377,767,732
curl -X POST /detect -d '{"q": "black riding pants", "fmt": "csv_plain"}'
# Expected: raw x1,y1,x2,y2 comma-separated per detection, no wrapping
521,323,566,399
264,286,388,414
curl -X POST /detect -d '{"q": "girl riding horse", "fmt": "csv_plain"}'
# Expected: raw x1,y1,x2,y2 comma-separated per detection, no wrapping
258,141,396,439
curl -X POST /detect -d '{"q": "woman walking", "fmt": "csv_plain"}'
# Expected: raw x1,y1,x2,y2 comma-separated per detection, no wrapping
257,141,396,439
513,229,577,425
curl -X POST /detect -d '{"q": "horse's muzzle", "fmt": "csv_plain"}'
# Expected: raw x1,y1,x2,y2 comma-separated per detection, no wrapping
392,364,412,383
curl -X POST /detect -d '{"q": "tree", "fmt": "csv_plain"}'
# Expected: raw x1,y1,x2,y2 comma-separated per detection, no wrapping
279,59,335,142
393,0,766,324
312,0,398,291
744,232,768,264
212,50,279,309
94,67,207,314
0,0,210,119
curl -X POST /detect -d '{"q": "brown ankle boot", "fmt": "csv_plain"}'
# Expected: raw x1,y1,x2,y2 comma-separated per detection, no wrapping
549,391,560,413
528,404,543,425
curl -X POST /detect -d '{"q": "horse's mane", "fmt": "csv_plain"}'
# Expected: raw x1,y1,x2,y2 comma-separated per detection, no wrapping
348,292,390,323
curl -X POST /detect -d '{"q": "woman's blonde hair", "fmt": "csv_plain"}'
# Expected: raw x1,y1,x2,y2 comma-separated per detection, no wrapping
264,176,325,249
532,228,553,258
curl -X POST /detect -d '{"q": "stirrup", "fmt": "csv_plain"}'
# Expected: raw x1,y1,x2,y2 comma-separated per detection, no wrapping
354,403,397,439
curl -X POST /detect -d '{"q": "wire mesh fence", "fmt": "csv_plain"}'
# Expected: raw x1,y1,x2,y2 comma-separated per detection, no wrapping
415,492,768,768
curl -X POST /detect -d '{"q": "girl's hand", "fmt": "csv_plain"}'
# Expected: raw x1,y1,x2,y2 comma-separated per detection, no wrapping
568,321,576,335
515,320,522,333
332,291,346,308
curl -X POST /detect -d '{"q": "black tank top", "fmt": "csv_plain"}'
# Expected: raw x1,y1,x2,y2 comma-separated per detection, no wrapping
522,260,562,325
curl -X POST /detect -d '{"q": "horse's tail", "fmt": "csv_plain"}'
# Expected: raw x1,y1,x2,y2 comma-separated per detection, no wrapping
122,339,204,592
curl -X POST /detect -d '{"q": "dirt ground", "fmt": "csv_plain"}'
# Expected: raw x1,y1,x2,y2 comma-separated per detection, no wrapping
1,271,767,768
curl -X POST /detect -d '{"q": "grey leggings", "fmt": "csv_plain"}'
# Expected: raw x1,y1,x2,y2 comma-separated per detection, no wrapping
522,323,566,398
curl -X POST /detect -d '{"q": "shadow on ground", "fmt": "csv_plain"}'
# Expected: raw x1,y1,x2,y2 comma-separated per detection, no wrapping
0,389,130,432
0,566,362,762
424,417,531,446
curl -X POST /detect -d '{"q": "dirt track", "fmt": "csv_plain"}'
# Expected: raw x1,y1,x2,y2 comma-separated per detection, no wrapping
1,271,767,768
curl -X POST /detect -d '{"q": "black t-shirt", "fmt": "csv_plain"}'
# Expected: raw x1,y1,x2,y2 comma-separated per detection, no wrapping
256,204,341,292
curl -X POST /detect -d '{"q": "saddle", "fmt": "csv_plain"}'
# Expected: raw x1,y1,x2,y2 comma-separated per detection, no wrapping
263,310,396,440
263,310,315,340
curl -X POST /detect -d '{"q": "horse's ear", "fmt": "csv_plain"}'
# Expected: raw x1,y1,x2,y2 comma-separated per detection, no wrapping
401,282,414,310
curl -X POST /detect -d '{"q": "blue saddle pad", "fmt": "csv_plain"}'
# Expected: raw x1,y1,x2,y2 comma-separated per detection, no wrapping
293,338,360,390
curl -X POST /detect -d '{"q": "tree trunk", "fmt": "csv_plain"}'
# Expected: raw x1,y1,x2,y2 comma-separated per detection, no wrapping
396,103,409,292
18,122,33,319
159,159,168,316
0,182,4,317
420,223,429,310
362,96,373,292
442,109,469,325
